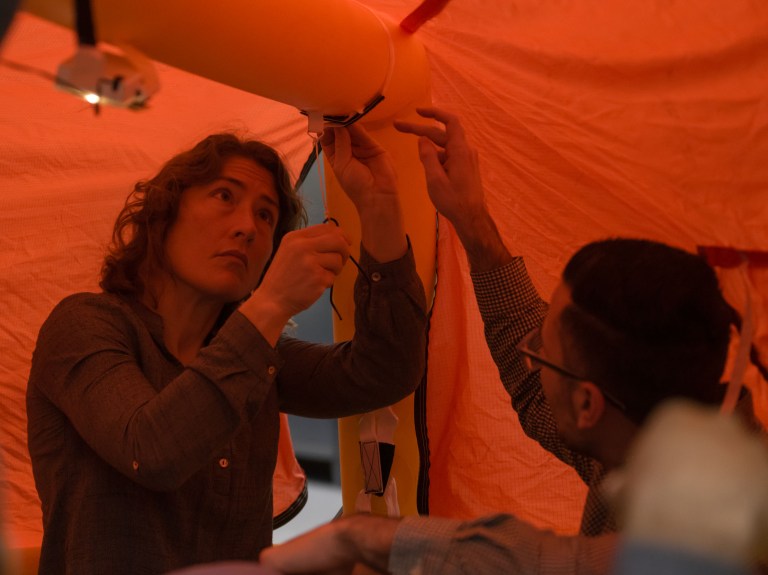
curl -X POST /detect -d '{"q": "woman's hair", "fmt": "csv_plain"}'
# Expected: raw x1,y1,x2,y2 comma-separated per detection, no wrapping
100,133,306,299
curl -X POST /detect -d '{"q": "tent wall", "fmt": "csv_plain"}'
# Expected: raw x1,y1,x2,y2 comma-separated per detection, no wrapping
1,0,767,568
408,0,768,521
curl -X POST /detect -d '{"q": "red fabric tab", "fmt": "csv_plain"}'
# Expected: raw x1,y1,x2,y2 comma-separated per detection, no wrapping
400,0,452,33
697,246,768,268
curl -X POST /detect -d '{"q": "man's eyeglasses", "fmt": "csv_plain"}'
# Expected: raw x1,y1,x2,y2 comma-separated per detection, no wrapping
516,326,627,412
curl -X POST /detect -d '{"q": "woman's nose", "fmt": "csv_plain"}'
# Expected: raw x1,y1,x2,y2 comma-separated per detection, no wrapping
232,214,257,243
233,229,255,243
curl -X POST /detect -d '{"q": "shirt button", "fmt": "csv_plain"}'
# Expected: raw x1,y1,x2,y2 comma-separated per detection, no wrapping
371,272,382,282
267,365,276,375
219,458,230,469
132,460,139,471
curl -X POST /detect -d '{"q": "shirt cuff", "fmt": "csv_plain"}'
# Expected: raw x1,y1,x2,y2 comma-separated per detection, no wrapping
191,311,283,413
221,311,283,374
358,239,420,292
389,515,463,575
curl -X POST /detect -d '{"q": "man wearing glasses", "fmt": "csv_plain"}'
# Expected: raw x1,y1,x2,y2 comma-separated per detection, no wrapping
260,108,746,575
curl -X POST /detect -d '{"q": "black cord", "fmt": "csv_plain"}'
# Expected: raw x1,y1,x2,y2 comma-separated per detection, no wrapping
416,211,439,514
294,141,321,193
322,217,368,321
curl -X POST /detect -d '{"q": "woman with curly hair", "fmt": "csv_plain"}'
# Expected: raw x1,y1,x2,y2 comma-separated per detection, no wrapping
27,125,427,575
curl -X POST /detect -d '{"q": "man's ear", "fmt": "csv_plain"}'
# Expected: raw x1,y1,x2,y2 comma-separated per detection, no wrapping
571,381,606,430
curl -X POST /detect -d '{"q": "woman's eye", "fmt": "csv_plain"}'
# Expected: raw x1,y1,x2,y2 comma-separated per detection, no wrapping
258,210,275,225
213,188,233,202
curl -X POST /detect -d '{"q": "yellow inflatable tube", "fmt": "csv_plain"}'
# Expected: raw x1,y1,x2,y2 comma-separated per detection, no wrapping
325,117,434,517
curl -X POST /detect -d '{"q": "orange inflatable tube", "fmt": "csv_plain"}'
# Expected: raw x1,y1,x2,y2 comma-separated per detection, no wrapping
21,0,430,121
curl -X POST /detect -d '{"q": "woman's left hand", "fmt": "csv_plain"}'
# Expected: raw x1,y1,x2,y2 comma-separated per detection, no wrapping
320,124,406,263
321,124,399,214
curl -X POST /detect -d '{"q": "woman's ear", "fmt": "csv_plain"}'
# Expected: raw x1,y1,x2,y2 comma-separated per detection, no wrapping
571,381,606,430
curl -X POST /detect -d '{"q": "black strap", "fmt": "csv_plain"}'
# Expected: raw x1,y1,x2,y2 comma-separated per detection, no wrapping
416,211,439,515
75,0,97,46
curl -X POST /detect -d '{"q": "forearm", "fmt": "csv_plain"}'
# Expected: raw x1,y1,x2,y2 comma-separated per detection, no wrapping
114,313,280,488
357,198,408,263
238,291,292,347
28,294,279,491
450,207,514,273
341,515,401,572
392,514,618,575
471,258,546,400
278,245,426,416
259,514,401,574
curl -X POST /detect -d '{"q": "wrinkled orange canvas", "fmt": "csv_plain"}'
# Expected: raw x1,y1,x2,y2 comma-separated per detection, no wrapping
1,2,767,570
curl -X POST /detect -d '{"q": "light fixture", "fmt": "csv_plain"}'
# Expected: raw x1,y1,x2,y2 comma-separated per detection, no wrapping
56,44,159,110
55,0,159,110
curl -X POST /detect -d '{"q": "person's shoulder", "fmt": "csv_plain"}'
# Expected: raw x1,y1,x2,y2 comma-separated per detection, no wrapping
53,291,128,315
43,292,136,333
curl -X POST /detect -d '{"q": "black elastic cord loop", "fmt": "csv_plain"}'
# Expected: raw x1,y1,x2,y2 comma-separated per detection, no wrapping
299,94,385,128
322,217,368,321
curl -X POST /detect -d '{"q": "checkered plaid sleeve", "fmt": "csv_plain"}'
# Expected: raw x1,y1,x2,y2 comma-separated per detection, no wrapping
390,513,618,574
471,258,597,480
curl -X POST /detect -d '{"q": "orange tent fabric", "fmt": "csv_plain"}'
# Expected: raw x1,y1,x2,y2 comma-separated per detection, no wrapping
2,0,767,564
407,0,768,527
